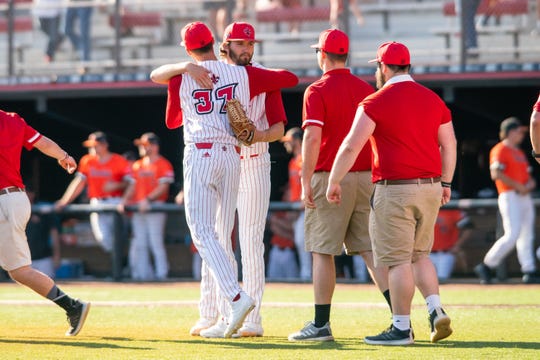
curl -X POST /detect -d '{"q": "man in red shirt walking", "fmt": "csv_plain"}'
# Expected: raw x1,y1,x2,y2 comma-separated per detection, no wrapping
288,29,390,342
0,109,89,336
327,41,457,345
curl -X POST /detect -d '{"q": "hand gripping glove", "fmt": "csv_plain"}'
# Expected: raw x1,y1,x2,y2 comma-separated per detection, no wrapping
226,98,256,146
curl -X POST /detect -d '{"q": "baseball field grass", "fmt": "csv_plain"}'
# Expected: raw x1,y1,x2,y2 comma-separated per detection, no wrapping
0,281,538,360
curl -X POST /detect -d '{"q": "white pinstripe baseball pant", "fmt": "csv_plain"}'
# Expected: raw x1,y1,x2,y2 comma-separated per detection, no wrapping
184,143,242,303
197,152,271,325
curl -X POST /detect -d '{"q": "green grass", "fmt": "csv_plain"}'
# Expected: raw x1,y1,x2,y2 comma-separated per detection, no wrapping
0,281,538,359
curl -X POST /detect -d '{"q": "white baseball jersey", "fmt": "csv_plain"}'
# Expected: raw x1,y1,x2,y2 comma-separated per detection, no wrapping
180,60,251,145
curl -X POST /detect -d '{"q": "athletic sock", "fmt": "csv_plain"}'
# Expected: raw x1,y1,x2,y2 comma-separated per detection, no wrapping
392,315,410,331
47,285,76,312
314,304,331,328
382,289,392,312
425,294,442,314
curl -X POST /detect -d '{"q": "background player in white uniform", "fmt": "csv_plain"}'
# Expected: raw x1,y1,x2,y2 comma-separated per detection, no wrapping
150,21,298,338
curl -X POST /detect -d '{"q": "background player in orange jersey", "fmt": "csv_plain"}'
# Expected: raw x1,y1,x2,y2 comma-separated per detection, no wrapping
56,131,131,253
475,117,539,284
118,132,175,281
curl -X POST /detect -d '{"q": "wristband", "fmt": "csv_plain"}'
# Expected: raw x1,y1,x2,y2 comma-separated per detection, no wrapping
441,181,452,188
532,150,540,158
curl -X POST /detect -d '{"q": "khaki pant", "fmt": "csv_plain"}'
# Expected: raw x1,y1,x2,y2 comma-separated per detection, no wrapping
370,182,442,267
0,191,31,271
305,171,373,256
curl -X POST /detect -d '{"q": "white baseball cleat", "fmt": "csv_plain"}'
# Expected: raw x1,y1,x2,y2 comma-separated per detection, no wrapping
231,322,264,338
200,317,227,338
224,292,255,338
190,317,216,336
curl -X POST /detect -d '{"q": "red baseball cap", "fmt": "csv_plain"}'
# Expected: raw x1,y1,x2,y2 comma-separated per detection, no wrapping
223,22,259,42
181,22,214,50
369,41,410,65
310,29,348,55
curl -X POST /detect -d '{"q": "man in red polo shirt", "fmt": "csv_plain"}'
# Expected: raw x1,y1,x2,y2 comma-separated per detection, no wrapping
529,93,540,165
0,109,89,336
529,93,540,261
288,29,390,342
327,41,457,345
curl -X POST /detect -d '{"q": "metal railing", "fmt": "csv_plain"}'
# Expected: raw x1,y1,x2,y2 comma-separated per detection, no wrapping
30,197,517,281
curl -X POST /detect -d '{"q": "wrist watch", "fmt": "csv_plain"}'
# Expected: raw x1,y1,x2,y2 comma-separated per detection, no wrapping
532,150,540,158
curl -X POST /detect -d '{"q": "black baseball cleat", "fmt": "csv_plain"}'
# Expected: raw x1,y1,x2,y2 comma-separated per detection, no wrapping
474,263,493,284
364,324,414,345
66,299,90,336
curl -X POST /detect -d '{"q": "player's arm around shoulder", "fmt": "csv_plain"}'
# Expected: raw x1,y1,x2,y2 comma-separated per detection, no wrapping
245,66,299,95
150,62,211,86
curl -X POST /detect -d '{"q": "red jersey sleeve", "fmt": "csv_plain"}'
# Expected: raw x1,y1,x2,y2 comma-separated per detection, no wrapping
441,102,452,124
12,112,42,150
534,94,540,112
166,75,183,129
264,90,287,126
246,66,298,99
302,86,325,128
23,122,42,150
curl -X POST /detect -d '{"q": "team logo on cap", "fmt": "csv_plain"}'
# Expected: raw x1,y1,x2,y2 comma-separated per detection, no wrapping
243,27,252,38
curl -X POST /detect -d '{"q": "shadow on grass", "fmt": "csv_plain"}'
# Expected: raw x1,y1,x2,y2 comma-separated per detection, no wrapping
170,337,354,350
415,340,540,349
0,337,152,350
168,338,540,351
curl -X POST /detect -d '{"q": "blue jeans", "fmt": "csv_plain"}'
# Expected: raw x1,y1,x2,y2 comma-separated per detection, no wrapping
64,6,93,61
462,0,481,49
38,16,62,59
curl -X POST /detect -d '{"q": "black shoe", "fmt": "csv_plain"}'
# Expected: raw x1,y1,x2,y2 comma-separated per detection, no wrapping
474,263,492,284
66,299,90,336
429,307,453,343
522,272,540,284
364,324,413,345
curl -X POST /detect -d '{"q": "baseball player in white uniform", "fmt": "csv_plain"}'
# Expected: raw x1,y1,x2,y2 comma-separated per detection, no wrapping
194,22,289,338
150,21,298,338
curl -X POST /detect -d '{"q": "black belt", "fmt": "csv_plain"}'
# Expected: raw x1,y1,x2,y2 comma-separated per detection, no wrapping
376,177,441,185
0,186,25,196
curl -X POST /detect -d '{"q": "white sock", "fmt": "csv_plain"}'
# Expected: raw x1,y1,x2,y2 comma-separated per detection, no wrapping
425,294,442,314
392,315,410,331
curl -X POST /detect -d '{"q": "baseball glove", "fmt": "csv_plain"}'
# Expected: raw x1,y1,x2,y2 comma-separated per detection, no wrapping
226,98,256,146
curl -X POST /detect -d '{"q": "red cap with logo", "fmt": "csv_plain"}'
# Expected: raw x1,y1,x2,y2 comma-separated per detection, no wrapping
223,22,259,42
369,41,410,65
180,22,214,50
310,29,349,55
